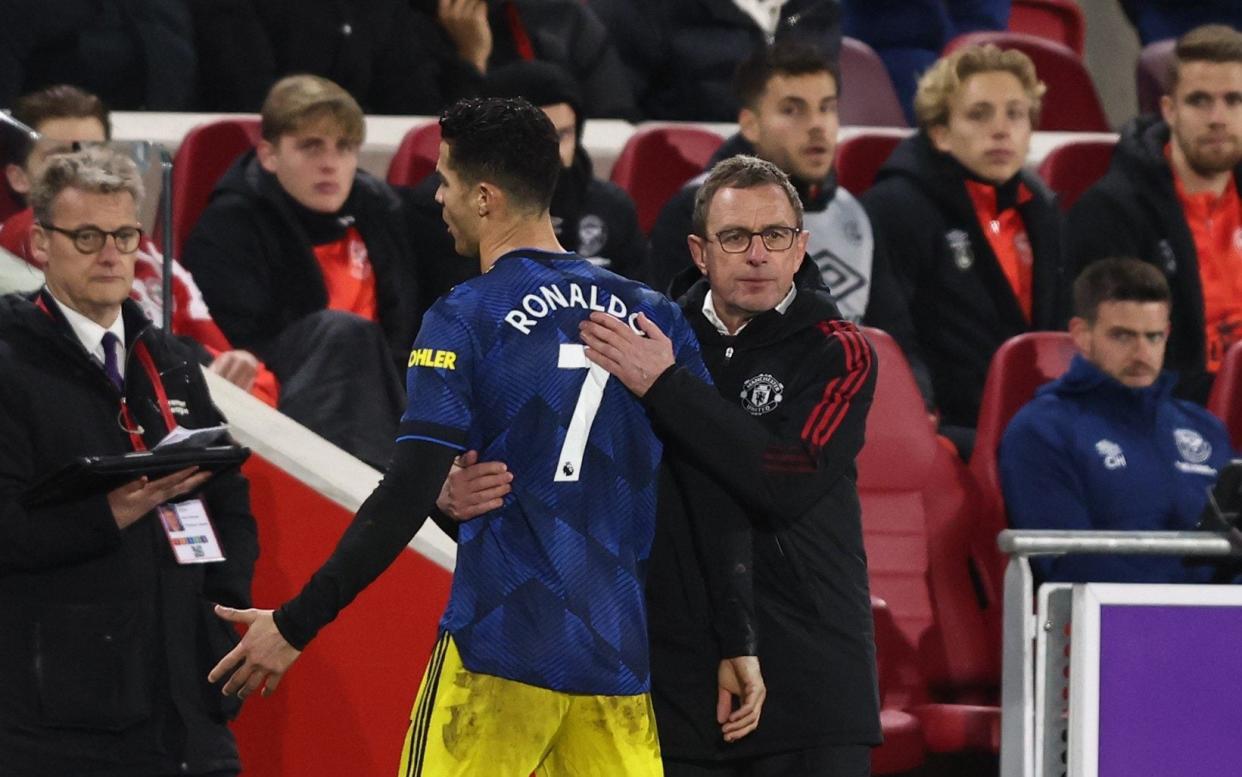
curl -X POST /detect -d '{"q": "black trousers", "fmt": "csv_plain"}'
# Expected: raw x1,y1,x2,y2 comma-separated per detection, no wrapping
265,309,405,469
664,744,871,777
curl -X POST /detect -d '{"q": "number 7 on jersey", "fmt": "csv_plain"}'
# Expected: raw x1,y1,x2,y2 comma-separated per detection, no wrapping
556,344,610,482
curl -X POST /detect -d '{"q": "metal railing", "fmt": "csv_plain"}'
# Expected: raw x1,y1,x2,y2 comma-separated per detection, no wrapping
997,529,1242,777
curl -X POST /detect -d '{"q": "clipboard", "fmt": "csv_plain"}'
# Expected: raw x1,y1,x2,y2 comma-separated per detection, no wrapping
21,446,251,508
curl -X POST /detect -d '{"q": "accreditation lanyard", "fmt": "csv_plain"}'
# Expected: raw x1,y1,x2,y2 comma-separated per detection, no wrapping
36,293,178,451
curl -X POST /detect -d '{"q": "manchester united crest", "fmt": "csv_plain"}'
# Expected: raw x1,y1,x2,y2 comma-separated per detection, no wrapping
740,373,784,416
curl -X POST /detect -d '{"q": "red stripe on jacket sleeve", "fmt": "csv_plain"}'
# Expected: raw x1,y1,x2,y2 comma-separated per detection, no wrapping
799,321,873,453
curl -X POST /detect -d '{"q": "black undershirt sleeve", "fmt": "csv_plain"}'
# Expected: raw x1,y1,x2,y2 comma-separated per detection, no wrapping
273,439,458,650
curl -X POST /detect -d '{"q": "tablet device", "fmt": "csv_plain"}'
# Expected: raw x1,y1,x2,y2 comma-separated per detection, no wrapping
21,446,251,508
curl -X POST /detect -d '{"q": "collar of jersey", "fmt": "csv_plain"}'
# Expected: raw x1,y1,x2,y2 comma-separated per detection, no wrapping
494,247,579,267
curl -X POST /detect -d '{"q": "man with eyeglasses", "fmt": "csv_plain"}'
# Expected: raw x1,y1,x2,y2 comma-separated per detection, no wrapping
0,146,258,777
0,84,278,405
573,154,880,776
649,40,880,328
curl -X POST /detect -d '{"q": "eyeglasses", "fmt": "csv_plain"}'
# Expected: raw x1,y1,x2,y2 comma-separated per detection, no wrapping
710,226,801,253
38,223,143,254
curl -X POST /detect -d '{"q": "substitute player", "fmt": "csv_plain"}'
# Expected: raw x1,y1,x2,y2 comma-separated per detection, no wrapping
207,98,763,776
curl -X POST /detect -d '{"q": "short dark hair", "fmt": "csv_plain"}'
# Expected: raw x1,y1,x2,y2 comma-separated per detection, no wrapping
5,85,111,167
1073,258,1171,321
439,97,560,213
1169,24,1242,92
734,40,839,110
692,155,804,237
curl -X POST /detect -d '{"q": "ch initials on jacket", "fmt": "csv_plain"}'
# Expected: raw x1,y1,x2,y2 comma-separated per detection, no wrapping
1095,439,1126,470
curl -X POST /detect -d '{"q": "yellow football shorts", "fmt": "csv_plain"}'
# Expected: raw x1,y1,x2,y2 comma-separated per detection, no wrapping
398,632,663,777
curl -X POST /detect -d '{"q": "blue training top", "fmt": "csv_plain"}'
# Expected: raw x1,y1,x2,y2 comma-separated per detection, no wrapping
397,248,709,695
1001,354,1235,584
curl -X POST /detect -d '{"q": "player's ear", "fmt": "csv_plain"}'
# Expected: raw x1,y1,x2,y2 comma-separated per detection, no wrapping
477,181,498,217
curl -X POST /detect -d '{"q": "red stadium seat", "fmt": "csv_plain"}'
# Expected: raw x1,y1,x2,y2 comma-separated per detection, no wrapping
835,132,903,196
171,118,261,257
968,332,1076,621
944,31,1110,132
1037,139,1115,211
0,184,22,224
1208,340,1242,451
859,328,1002,757
609,126,724,234
840,37,908,128
1008,0,1086,56
1137,39,1176,116
386,122,441,187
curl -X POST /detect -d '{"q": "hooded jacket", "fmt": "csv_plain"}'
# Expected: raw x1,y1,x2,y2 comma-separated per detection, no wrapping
644,259,881,758
1067,115,1242,403
0,291,257,776
1000,354,1234,584
591,0,842,121
862,130,1069,429
183,149,419,367
405,61,647,311
650,133,879,326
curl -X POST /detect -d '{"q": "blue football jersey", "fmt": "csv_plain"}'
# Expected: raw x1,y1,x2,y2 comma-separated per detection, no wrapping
398,249,710,695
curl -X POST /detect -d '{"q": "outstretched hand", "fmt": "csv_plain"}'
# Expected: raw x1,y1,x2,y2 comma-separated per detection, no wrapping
207,606,302,699
717,655,766,742
579,312,675,397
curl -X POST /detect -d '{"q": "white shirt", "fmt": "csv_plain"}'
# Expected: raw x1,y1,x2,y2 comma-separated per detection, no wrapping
45,287,126,369
702,284,797,336
732,0,785,37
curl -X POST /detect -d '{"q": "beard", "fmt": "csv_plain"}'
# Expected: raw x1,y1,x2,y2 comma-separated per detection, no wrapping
1178,131,1242,176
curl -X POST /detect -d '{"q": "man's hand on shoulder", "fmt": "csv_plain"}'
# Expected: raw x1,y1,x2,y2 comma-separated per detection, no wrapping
208,606,302,698
437,450,512,522
579,312,675,397
718,655,766,742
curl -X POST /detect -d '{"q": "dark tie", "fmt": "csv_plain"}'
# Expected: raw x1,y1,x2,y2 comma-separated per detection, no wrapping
101,331,124,392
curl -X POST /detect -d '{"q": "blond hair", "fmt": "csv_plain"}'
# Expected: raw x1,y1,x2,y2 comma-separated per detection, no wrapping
260,74,365,145
913,44,1046,130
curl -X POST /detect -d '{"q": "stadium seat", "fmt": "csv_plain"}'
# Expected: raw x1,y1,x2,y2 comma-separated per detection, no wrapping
609,126,723,234
171,118,261,257
1008,0,1086,56
944,32,1110,132
385,122,441,188
968,332,1076,622
840,37,908,128
835,133,903,196
1208,340,1242,451
859,328,1002,757
1137,39,1176,116
0,184,21,224
1037,139,1115,211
